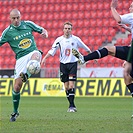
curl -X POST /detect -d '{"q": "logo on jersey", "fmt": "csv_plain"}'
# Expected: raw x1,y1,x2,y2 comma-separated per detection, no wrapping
71,43,74,46
65,49,70,56
13,32,31,40
18,38,32,49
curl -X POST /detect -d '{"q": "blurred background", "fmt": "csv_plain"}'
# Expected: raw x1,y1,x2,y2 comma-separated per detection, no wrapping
0,0,132,78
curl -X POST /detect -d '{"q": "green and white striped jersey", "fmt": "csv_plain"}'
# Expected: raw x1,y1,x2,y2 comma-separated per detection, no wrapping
0,20,43,59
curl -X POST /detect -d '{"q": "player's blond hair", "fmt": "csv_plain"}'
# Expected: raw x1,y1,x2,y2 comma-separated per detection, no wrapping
64,21,73,29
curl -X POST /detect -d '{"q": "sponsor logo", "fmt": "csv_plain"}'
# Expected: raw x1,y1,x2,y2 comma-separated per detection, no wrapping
43,80,64,96
18,38,32,49
13,32,31,40
0,78,130,97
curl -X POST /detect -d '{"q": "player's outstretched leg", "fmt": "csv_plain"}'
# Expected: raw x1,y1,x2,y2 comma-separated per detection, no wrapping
72,47,109,64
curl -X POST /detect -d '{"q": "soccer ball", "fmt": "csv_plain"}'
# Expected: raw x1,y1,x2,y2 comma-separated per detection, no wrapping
27,60,41,74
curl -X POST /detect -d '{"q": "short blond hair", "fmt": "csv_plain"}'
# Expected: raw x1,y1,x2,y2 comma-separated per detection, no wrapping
64,21,73,28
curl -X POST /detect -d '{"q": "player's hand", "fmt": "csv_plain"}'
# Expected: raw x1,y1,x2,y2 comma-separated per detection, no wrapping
118,23,127,29
111,0,118,8
41,29,48,38
41,58,46,66
118,23,131,33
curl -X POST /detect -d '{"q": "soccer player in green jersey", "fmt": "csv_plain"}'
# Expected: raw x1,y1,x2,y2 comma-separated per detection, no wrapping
0,9,48,122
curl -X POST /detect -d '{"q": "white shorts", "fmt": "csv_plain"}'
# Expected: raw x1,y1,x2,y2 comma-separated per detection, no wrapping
14,50,42,79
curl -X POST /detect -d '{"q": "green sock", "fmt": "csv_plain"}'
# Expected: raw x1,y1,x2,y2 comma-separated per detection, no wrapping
12,90,20,113
27,71,31,78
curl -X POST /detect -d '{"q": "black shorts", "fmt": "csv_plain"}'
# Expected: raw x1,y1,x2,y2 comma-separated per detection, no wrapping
60,62,77,83
115,46,133,78
115,46,130,60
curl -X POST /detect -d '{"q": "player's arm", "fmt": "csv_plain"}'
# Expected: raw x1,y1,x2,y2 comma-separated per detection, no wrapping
77,37,92,53
41,46,57,66
118,23,131,33
41,40,60,66
110,0,121,23
41,52,52,66
77,37,98,63
0,33,8,46
41,29,48,38
25,20,48,38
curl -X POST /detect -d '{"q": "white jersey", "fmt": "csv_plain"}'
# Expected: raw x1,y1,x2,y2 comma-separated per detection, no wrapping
120,13,133,38
48,35,90,64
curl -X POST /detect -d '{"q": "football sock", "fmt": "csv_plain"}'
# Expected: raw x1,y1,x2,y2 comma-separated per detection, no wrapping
12,90,20,113
68,88,76,107
65,90,70,102
84,47,108,62
127,83,133,97
26,71,31,78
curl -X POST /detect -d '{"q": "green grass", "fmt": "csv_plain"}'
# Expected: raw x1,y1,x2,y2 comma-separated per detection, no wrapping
1,97,133,133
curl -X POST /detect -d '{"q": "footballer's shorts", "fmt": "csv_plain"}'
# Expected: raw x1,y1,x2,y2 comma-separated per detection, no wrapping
115,46,130,60
115,46,133,78
14,50,42,79
60,62,77,83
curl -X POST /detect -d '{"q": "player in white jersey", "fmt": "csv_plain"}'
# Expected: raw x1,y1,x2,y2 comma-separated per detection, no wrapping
41,21,91,112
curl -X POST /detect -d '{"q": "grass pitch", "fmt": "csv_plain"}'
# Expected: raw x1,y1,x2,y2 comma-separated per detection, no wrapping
0,97,133,133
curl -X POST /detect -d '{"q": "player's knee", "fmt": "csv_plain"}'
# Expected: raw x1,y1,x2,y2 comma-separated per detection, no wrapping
64,83,69,90
104,46,115,56
69,84,75,89
14,83,22,92
123,72,132,85
31,52,41,61
123,69,128,77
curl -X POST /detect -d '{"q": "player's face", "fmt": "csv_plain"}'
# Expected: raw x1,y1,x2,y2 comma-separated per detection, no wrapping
10,13,21,26
129,2,133,13
63,24,72,38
